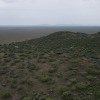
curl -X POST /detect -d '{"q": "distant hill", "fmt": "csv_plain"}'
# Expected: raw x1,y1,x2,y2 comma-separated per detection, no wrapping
26,31,100,57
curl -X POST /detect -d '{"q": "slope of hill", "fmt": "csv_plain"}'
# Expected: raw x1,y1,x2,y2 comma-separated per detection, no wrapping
0,31,100,100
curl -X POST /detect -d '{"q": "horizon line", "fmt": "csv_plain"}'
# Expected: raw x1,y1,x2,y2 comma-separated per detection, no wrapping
0,24,100,27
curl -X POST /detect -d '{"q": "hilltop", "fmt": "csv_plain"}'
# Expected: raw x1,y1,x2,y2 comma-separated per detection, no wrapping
0,31,100,100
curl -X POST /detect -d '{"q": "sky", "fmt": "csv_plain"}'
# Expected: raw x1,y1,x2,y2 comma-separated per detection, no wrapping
0,0,100,26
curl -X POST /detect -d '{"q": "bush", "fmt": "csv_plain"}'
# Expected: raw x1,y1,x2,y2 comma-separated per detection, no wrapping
48,88,54,93
71,85,76,91
86,75,94,81
17,86,23,91
14,59,20,63
48,58,55,62
27,79,33,85
20,79,27,84
0,70,7,75
10,62,16,66
69,78,77,83
56,72,62,78
27,63,38,70
46,97,54,100
48,67,57,73
17,65,24,69
58,85,68,93
40,76,52,83
10,83,17,88
66,81,72,86
28,65,36,70
80,71,87,76
4,58,11,63
95,91,100,99
62,91,71,99
76,82,86,89
23,97,32,100
1,91,11,99
87,68,100,75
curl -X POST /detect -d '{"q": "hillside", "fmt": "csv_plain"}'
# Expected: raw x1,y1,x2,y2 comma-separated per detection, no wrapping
0,31,100,100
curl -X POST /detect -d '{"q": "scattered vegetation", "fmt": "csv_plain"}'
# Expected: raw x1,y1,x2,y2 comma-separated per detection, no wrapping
0,31,100,100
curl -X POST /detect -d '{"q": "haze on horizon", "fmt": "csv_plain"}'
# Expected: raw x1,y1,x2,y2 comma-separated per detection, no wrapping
0,0,100,26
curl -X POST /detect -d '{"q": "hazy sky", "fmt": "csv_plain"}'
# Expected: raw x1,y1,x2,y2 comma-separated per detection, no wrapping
0,0,100,26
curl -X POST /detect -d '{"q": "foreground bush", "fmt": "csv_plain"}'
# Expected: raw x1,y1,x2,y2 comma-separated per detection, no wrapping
23,97,32,100
62,91,71,99
1,91,11,99
46,97,55,100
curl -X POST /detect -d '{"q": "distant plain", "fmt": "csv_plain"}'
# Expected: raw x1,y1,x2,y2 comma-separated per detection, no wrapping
0,26,100,44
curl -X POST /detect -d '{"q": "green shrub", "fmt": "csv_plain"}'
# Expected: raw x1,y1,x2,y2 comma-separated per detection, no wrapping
76,82,86,89
0,70,7,75
56,72,62,78
86,75,94,81
10,83,16,88
17,86,23,91
48,67,57,73
80,71,87,75
40,76,52,83
14,59,20,63
70,78,77,83
46,97,54,100
1,91,11,99
4,58,11,63
47,79,55,84
23,97,32,100
95,91,100,99
66,81,72,86
48,58,55,62
27,79,33,85
17,65,24,69
28,65,36,70
28,63,38,70
62,91,71,99
58,85,68,93
48,88,54,93
10,62,16,66
68,67,73,70
12,74,19,78
71,85,76,91
87,68,100,75
20,79,27,84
